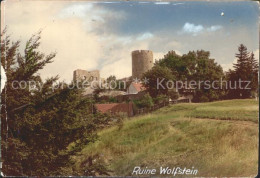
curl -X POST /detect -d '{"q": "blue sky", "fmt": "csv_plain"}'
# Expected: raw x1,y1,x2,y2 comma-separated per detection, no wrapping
96,1,258,36
4,0,259,81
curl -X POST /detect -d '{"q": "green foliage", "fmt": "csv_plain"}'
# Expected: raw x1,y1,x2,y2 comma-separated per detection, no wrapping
115,113,125,131
1,30,109,176
109,96,117,103
116,80,127,91
106,75,116,89
142,65,174,97
227,44,258,99
153,94,168,104
157,50,225,102
146,46,257,102
157,50,193,80
185,99,258,123
133,93,154,109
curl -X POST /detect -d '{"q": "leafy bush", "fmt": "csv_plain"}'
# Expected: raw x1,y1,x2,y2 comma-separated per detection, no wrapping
133,93,154,109
153,94,168,104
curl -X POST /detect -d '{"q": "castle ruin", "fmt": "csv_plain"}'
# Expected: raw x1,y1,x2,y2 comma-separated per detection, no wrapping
73,69,100,81
132,50,154,79
73,49,154,82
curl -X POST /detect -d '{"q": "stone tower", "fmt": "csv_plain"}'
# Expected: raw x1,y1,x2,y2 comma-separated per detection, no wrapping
132,50,153,79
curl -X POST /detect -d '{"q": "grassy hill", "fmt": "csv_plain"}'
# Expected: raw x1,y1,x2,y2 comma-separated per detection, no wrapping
74,99,258,176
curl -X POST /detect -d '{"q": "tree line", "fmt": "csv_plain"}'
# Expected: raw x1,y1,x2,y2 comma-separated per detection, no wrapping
142,46,258,102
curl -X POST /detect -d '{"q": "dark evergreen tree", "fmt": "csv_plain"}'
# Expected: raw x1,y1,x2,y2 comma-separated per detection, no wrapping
247,52,258,94
227,44,258,98
234,44,250,73
1,30,109,176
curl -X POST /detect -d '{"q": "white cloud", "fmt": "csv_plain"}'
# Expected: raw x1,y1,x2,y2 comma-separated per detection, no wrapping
57,3,125,32
137,32,154,40
154,2,170,5
4,0,180,81
182,23,204,36
181,22,223,36
99,38,150,79
101,2,120,4
98,31,184,79
58,4,94,18
5,1,106,82
172,3,185,6
4,1,128,82
221,58,237,72
139,2,150,4
207,25,222,32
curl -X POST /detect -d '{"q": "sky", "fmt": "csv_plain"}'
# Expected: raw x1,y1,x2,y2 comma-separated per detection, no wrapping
2,0,259,82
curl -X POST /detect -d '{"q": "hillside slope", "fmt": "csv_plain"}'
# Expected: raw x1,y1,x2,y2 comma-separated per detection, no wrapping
75,99,258,176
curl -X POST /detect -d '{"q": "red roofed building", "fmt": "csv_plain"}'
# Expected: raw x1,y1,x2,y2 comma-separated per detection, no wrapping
95,103,134,117
127,82,146,94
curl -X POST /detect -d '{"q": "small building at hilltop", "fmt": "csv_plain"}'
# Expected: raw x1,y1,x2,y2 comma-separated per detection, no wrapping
127,82,146,94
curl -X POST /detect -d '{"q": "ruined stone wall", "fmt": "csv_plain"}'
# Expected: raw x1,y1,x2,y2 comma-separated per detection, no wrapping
132,50,153,79
73,69,100,81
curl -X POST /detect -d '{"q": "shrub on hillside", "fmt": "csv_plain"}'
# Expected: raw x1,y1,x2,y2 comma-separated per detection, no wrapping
153,94,168,104
133,93,154,109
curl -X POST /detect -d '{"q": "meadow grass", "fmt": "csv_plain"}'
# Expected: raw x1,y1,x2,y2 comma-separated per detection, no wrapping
75,99,258,176
184,99,258,122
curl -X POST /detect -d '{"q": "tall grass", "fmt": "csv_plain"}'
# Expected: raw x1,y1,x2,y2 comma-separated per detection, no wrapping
74,99,258,176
